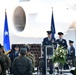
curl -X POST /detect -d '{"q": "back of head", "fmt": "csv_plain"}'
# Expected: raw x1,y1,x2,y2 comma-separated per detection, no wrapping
22,45,30,52
26,45,30,52
0,45,3,54
20,47,27,55
0,44,2,49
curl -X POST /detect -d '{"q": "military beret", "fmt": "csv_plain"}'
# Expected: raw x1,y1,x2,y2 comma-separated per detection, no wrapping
20,47,27,55
69,40,74,43
47,31,52,34
58,32,64,35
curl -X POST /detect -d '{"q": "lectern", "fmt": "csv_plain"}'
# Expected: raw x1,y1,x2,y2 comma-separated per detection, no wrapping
45,45,54,75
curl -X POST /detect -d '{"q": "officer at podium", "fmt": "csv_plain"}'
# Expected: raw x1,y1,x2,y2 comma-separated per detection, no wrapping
56,32,68,49
42,30,57,75
42,31,57,48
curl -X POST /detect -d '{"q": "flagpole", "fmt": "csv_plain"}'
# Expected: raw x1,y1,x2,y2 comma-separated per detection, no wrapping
52,7,53,13
5,9,6,12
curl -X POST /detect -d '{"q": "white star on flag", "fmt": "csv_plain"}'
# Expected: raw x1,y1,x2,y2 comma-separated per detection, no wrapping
4,31,9,36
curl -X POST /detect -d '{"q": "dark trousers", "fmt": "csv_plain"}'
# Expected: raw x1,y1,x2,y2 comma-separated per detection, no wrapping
10,60,13,74
42,54,46,75
42,53,53,75
49,59,53,74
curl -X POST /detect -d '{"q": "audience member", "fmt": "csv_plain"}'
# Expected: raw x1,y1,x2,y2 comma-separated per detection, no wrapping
9,45,20,74
0,45,10,75
12,47,32,75
26,45,35,71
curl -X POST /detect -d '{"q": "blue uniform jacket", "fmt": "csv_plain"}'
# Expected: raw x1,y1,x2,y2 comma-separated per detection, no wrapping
69,46,75,58
56,39,68,49
42,37,57,52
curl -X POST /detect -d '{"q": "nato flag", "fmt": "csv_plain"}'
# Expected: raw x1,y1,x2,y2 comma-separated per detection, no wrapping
3,11,10,51
51,10,56,38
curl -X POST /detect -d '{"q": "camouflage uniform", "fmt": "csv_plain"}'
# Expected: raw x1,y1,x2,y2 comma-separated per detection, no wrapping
12,55,32,75
0,53,10,75
26,53,35,71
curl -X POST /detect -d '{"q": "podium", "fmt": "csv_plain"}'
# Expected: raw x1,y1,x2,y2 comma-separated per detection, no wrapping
44,45,54,75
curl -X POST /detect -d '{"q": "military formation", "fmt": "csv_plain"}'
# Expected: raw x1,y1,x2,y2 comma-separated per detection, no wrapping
0,31,76,75
42,31,76,75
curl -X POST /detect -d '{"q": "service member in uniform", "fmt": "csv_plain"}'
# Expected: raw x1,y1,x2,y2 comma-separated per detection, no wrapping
9,45,20,62
12,47,32,75
42,31,57,75
26,45,35,72
0,45,10,75
0,44,5,54
56,32,68,69
68,40,75,67
9,45,20,74
56,32,68,49
43,31,57,49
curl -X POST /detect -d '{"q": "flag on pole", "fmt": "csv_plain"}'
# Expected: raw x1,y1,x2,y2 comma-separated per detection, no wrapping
3,10,10,52
51,10,56,38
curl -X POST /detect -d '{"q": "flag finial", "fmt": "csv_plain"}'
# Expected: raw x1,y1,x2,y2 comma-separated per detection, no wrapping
5,9,6,12
52,7,53,10
5,9,7,15
52,7,53,12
